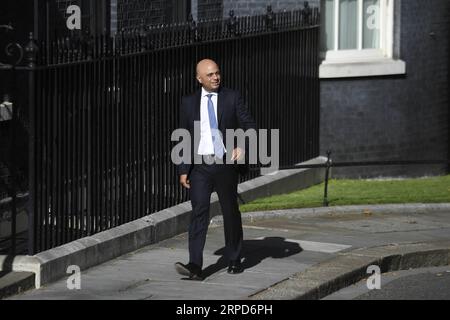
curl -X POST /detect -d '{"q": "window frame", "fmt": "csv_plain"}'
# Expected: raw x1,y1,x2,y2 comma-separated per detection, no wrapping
319,0,406,78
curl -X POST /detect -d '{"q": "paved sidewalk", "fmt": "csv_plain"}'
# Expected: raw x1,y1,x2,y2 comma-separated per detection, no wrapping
7,204,450,300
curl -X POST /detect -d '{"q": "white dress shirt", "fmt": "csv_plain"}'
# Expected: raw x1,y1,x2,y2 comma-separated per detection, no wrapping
197,87,226,156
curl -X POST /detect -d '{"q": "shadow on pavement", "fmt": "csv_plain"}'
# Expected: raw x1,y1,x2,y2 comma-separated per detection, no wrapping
201,237,302,279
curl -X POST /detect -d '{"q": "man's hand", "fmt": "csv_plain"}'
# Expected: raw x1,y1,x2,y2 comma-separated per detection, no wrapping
180,174,190,189
231,147,245,162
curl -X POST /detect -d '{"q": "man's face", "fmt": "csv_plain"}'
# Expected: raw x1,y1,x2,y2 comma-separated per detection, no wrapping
196,62,221,92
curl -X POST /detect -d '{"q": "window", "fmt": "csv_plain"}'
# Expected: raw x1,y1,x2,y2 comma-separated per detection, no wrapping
320,0,405,78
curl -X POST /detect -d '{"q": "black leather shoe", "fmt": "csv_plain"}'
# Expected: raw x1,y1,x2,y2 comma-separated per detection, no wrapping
227,260,244,274
174,262,203,280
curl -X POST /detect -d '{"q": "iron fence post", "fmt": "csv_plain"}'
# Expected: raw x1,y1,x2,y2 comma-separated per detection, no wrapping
323,150,332,207
7,94,18,256
25,32,38,255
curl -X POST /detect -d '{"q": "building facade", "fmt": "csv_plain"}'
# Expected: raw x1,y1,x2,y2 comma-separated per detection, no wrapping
224,0,449,178
318,0,449,178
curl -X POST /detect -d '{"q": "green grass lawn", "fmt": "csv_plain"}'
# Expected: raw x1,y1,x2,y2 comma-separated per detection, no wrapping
239,175,450,213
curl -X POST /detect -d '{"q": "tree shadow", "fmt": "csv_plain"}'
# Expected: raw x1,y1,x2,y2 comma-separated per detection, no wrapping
202,237,303,279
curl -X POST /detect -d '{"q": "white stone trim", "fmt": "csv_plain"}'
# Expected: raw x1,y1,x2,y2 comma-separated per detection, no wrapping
319,58,406,78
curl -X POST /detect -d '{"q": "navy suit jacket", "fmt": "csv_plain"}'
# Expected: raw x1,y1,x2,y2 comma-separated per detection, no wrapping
177,87,256,177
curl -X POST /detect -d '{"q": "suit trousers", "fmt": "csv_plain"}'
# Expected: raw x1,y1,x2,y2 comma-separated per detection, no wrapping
188,162,243,268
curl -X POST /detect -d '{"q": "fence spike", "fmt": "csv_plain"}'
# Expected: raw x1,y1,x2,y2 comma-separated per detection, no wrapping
30,7,318,63
24,32,39,68
227,10,237,37
303,1,312,26
266,5,275,31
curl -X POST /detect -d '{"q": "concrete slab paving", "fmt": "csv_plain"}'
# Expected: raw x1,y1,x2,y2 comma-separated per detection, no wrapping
7,205,450,300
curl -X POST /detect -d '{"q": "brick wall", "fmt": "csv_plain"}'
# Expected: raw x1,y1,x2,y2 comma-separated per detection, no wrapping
197,0,223,20
112,0,190,31
55,0,81,11
320,0,449,178
223,0,319,17
55,0,165,33
53,0,83,36
116,0,166,30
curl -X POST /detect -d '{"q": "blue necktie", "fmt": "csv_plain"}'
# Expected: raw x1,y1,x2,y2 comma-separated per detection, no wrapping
206,94,224,158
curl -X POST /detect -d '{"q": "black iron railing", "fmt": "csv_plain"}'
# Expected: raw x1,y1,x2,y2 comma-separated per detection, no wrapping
0,23,31,255
0,4,320,255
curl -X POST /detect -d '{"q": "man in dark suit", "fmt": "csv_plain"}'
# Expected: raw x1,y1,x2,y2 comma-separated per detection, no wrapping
174,59,256,280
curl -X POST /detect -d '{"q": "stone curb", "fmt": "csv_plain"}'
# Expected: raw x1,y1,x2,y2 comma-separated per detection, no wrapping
0,156,327,292
0,272,35,300
248,240,450,300
210,203,450,226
